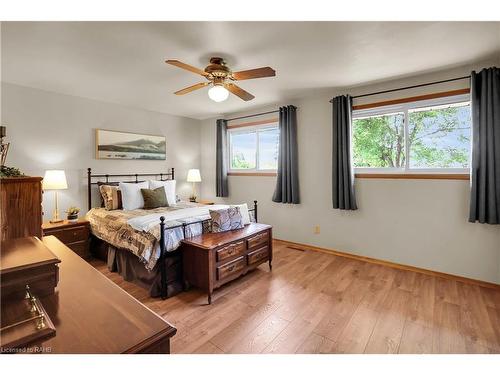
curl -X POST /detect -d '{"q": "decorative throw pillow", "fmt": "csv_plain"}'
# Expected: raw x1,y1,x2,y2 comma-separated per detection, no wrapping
98,184,122,210
231,203,251,225
210,207,244,233
119,181,149,210
149,180,176,206
141,187,168,209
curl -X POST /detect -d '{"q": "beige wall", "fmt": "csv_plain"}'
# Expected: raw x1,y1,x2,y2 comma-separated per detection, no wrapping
200,61,500,284
2,82,201,217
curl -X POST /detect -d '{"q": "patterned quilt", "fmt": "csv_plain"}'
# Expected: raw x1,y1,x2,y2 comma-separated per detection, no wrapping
86,202,210,271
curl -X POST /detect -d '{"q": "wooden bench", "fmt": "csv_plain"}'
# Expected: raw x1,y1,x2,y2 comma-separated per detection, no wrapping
181,223,273,304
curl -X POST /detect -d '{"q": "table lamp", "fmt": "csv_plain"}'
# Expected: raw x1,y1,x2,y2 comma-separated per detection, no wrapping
186,169,201,202
43,170,68,223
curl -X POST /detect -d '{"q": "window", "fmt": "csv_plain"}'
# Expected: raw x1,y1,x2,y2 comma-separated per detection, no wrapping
228,124,279,172
352,94,471,173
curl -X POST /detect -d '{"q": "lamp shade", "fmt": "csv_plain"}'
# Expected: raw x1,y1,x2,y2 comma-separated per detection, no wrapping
43,170,68,190
186,169,202,182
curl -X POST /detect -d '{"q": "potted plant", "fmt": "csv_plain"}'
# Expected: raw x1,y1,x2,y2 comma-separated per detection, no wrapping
66,206,80,222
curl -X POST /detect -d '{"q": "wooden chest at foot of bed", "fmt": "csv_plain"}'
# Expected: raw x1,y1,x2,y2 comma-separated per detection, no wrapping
181,223,273,304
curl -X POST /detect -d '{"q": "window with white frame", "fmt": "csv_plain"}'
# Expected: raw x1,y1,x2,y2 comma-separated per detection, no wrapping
228,124,279,172
352,94,471,173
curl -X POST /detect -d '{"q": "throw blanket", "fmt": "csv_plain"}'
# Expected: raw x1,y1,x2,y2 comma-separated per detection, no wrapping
127,204,229,231
86,202,229,271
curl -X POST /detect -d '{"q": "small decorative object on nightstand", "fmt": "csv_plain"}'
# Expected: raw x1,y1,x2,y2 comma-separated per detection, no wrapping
187,168,201,202
42,219,90,260
66,206,80,222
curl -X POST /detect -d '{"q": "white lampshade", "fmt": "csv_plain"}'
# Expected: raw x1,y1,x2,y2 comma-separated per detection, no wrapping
43,170,68,190
186,169,202,182
208,85,229,102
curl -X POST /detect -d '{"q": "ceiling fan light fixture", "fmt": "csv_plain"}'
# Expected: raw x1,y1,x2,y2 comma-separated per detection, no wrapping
208,85,229,102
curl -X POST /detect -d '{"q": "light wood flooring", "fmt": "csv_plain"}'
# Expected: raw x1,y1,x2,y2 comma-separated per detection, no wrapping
91,240,500,354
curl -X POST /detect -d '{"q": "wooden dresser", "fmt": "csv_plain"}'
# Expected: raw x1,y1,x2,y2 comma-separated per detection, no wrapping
42,219,90,260
27,236,177,353
0,177,43,241
182,223,272,304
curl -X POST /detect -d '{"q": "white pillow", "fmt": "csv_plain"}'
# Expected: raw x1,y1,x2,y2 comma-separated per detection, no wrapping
119,181,149,210
149,180,176,205
231,203,251,225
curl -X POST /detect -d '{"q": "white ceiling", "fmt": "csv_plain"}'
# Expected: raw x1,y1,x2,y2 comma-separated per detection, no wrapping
2,22,499,119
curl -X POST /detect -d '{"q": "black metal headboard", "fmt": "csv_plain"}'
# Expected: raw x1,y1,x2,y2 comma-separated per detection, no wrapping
86,167,175,210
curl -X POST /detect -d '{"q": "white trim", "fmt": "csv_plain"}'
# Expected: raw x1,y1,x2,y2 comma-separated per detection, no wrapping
352,94,471,174
227,122,279,173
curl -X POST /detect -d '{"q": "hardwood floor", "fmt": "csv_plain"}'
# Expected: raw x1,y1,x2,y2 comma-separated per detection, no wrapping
90,240,500,354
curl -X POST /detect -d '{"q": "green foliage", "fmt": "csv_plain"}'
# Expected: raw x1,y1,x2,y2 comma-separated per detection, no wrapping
353,106,470,169
0,165,25,178
353,114,405,168
231,152,253,169
66,206,80,215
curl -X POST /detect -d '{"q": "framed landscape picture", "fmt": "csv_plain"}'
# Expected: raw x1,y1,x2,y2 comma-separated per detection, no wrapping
95,129,166,160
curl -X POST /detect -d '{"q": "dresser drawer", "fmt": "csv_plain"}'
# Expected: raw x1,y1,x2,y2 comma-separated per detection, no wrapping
247,245,269,266
45,226,89,244
247,231,269,249
217,256,245,281
216,241,245,263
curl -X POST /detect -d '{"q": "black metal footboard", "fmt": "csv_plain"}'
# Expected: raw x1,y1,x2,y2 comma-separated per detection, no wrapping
158,200,258,299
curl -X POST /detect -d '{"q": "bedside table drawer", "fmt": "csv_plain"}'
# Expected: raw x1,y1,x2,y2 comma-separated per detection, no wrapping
217,256,245,281
216,241,245,263
45,226,89,244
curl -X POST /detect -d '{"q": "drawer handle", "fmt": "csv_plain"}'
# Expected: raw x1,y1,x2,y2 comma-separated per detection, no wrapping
227,265,235,272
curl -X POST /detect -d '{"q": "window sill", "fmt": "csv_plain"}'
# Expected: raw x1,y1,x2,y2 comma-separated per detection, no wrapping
228,172,277,177
355,173,470,180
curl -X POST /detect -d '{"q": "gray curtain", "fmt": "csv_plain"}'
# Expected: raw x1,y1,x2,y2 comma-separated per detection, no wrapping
469,67,500,224
272,105,300,204
216,119,229,197
332,95,357,210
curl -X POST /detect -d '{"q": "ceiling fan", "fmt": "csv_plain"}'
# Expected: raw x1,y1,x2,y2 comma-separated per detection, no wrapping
165,57,276,102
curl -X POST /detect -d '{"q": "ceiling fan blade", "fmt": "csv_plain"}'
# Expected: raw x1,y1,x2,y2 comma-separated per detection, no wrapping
225,83,255,101
166,59,208,77
174,82,209,95
232,67,276,81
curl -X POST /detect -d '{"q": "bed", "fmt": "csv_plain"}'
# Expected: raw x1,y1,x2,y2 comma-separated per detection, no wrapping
85,168,257,299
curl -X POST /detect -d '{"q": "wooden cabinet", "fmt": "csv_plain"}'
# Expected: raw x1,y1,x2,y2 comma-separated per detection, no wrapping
182,223,273,304
42,219,90,260
0,177,43,242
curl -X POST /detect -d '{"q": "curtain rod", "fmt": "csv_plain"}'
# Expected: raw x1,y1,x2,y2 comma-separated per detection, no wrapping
226,109,279,122
329,75,471,102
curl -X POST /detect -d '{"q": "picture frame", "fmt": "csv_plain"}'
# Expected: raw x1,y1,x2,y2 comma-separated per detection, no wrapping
95,129,166,160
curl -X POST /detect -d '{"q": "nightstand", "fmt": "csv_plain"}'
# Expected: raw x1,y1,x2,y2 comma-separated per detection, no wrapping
42,219,90,260
196,200,215,205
